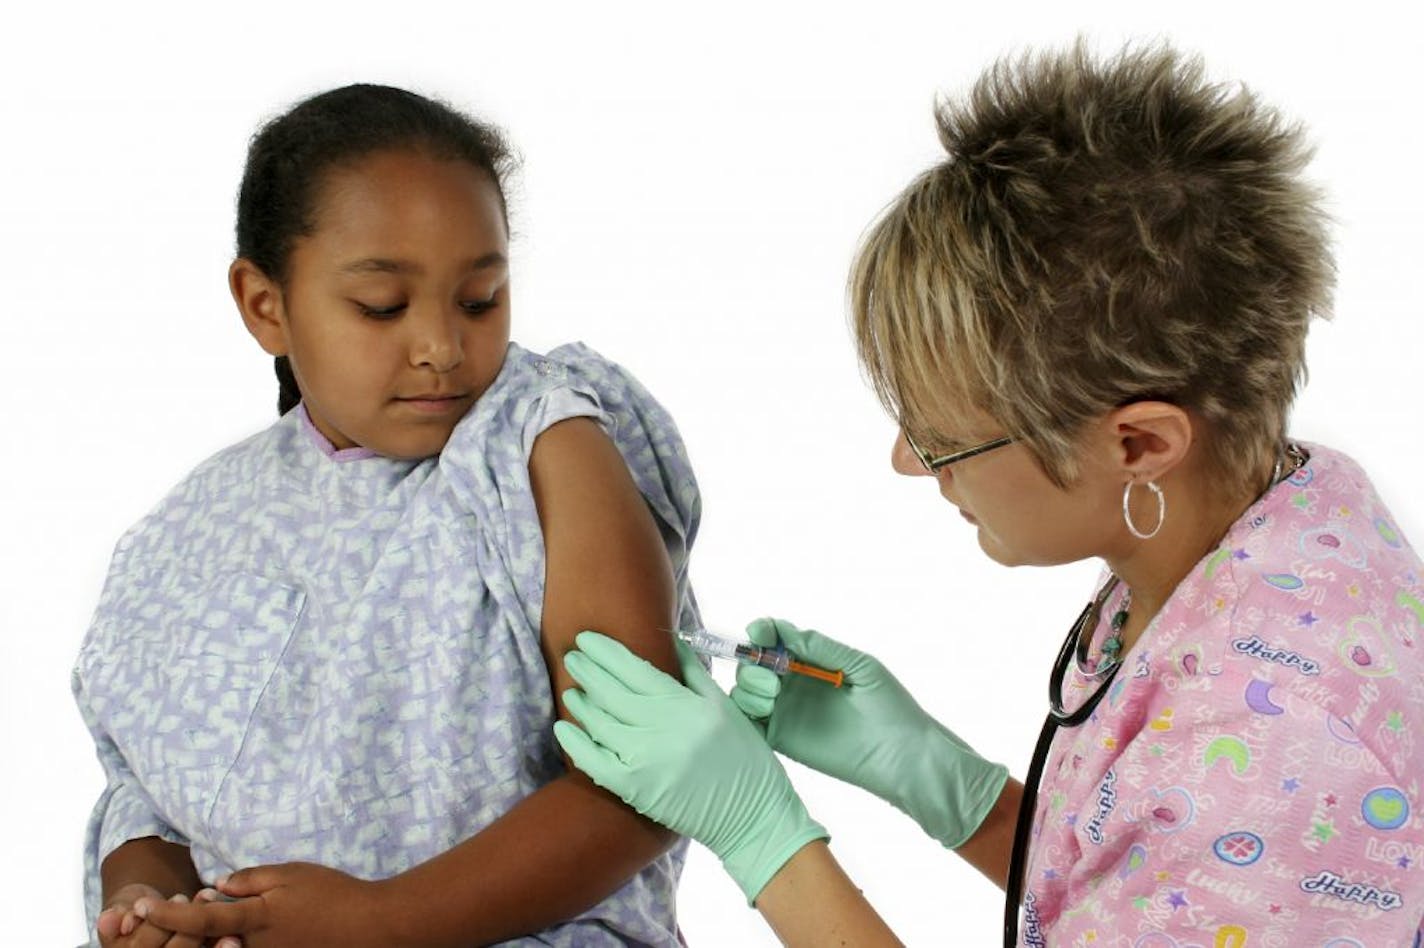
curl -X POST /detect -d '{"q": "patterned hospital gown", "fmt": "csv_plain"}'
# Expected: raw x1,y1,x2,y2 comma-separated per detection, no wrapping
72,342,701,946
1020,445,1424,947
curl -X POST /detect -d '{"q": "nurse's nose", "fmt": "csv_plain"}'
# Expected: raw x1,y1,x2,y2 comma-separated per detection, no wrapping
892,430,934,477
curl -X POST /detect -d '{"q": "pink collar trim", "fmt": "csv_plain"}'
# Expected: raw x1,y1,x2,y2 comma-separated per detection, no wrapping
298,403,379,462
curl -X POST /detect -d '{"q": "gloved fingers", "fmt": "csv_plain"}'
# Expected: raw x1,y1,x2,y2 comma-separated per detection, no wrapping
561,686,643,758
730,681,776,721
731,660,780,720
757,617,878,681
573,630,685,698
734,660,782,700
562,648,652,726
748,617,835,663
745,616,785,648
553,719,629,794
675,639,728,700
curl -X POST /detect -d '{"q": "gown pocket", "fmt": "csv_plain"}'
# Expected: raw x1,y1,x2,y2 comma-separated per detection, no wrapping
77,570,305,838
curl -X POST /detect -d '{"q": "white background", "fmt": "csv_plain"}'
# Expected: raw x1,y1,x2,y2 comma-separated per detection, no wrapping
2,2,1420,944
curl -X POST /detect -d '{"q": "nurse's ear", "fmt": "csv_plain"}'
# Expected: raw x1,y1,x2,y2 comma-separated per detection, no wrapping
1099,401,1194,484
230,257,290,357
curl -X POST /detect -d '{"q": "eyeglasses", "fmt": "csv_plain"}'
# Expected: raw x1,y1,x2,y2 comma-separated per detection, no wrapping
903,429,1015,474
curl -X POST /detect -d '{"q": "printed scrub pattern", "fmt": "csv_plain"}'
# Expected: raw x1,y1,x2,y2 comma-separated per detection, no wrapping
73,343,701,947
1022,445,1424,947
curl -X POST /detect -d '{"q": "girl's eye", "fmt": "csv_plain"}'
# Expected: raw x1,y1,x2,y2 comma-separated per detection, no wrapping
356,301,406,320
461,297,498,316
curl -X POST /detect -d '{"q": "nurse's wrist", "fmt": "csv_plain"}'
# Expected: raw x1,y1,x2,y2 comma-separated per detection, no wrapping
952,776,1024,890
722,795,830,905
893,723,1010,849
729,826,831,906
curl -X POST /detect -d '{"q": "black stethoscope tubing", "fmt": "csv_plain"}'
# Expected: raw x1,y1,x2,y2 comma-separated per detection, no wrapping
998,448,1302,945
1002,579,1124,947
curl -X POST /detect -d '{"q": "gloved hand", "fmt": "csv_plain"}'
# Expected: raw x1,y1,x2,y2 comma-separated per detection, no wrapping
732,618,1008,850
554,631,828,903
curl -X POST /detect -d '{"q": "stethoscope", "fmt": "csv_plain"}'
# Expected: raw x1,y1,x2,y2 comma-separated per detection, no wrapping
999,446,1305,945
1003,576,1125,946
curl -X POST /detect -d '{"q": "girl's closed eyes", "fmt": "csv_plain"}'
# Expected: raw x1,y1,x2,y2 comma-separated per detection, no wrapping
350,297,500,319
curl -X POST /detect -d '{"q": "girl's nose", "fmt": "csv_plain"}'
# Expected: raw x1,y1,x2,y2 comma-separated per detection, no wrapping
411,311,464,372
891,430,934,477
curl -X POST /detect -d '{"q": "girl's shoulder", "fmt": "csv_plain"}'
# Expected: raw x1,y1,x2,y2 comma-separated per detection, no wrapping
437,340,699,553
444,340,685,463
107,415,302,573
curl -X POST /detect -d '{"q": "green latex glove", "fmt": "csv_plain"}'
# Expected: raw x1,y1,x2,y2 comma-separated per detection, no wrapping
731,617,1009,849
554,631,829,903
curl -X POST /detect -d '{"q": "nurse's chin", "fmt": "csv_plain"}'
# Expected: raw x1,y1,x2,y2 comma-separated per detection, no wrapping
972,530,1055,569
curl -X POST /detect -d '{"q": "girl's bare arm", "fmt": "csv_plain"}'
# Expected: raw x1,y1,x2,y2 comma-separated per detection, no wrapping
378,416,684,944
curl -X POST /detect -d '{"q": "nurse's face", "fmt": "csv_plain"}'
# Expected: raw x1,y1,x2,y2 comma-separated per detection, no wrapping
891,404,1123,568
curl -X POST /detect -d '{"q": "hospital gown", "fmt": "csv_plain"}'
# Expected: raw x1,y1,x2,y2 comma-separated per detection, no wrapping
73,342,701,946
1020,445,1424,947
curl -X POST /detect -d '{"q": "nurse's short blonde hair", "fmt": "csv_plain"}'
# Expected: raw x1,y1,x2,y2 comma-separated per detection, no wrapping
851,41,1334,491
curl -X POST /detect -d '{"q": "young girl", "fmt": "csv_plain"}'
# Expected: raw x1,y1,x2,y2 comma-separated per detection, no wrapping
73,84,701,947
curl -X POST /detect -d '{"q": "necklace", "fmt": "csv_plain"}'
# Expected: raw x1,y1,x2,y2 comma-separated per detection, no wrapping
1087,587,1129,675
1048,574,1128,722
1069,575,1129,683
1270,442,1308,489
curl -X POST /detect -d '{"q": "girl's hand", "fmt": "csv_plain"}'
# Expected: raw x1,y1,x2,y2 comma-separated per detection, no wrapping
98,886,223,948
134,862,388,948
554,631,828,902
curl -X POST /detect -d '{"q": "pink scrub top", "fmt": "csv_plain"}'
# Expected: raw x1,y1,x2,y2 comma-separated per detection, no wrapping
1022,445,1424,947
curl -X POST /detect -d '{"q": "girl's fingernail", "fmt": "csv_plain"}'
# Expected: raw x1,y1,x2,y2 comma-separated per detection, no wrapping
216,873,231,887
119,914,135,935
171,892,190,903
133,898,151,919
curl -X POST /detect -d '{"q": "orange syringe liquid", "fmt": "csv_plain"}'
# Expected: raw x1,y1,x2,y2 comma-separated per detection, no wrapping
676,628,844,687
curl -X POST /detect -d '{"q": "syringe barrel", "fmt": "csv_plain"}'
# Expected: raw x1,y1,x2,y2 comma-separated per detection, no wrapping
736,643,791,675
676,627,740,661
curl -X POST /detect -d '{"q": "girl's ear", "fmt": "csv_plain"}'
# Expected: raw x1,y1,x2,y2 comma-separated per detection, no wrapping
230,258,289,357
1098,401,1194,483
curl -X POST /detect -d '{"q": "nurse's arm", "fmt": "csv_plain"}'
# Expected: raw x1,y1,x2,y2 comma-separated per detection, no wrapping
749,781,1020,947
750,782,1021,947
952,777,1023,890
756,840,903,947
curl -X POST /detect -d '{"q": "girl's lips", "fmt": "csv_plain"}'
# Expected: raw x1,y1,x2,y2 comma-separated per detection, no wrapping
959,508,978,525
397,395,467,414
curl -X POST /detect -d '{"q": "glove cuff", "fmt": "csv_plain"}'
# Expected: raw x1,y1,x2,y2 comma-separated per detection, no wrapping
721,802,830,905
895,726,1010,850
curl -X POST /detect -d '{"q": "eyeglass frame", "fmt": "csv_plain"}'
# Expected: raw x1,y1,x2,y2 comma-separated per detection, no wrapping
902,429,1016,474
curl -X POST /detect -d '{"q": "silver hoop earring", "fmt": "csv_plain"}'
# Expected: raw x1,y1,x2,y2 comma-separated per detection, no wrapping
1122,479,1166,540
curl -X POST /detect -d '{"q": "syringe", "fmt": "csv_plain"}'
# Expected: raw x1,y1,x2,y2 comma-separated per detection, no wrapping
675,627,845,687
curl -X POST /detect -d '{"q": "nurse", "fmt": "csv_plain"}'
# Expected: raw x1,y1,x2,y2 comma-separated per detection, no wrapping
553,41,1424,945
